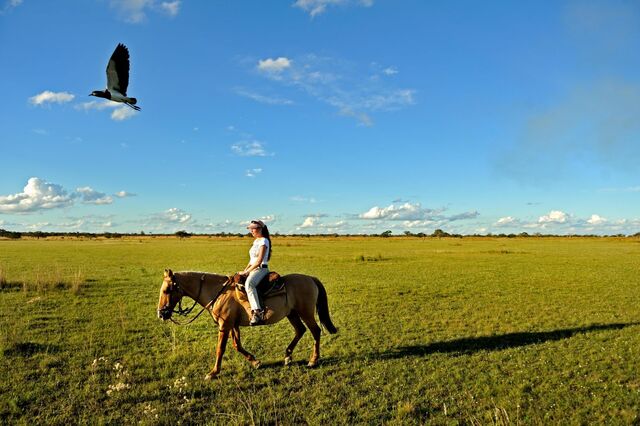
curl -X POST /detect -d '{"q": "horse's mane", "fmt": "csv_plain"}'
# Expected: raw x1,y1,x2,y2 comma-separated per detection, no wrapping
176,271,227,277
175,271,231,284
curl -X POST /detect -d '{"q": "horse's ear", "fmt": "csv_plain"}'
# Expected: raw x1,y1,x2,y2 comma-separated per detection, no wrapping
164,269,174,278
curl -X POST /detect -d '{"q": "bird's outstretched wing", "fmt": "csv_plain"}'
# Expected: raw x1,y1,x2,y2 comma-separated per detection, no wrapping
106,43,130,96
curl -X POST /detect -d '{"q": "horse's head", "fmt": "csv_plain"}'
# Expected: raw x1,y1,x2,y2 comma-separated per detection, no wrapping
157,269,184,321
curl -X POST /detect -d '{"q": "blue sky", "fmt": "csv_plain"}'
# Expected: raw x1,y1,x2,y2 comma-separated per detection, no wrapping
1,0,639,235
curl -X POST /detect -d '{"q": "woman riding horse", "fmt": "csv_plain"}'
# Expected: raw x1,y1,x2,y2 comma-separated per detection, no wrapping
157,268,337,379
238,220,271,326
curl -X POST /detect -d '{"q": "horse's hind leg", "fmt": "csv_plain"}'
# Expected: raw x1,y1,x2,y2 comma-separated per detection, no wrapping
231,327,261,369
299,312,322,368
285,312,306,365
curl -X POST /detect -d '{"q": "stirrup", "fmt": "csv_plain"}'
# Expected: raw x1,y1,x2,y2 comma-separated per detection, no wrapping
250,309,264,326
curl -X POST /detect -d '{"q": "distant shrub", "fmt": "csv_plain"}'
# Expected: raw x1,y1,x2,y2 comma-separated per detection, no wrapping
431,229,450,238
0,229,21,239
356,254,386,262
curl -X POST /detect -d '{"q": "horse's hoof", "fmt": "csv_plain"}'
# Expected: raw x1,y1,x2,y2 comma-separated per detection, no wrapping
204,372,217,381
252,360,261,369
307,361,318,368
284,356,292,366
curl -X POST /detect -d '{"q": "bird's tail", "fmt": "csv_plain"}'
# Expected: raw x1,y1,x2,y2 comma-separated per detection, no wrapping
125,99,141,111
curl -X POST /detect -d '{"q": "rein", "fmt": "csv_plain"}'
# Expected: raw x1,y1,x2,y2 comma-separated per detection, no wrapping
168,276,231,326
173,275,204,317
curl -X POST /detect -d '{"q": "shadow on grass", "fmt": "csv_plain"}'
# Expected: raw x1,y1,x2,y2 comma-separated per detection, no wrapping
374,322,639,360
205,323,639,374
3,341,60,357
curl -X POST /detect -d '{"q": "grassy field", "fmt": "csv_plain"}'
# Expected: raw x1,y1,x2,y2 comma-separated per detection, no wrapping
1,236,639,424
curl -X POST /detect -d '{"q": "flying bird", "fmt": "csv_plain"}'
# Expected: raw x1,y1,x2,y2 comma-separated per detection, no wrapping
90,43,141,111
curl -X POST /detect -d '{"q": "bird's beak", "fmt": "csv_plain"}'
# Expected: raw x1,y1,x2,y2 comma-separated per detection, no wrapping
89,93,94,97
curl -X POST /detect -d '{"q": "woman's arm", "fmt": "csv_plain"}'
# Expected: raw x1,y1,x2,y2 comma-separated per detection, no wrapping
240,245,267,275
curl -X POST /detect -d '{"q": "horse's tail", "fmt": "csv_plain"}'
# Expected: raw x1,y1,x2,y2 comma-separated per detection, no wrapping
312,277,338,334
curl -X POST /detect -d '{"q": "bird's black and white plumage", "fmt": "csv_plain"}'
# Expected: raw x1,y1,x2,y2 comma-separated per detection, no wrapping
90,43,141,111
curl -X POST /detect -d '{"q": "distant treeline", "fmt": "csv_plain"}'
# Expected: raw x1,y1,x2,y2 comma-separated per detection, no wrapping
1,228,639,240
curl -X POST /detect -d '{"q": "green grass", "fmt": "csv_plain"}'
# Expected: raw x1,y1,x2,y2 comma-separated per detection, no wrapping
1,236,639,424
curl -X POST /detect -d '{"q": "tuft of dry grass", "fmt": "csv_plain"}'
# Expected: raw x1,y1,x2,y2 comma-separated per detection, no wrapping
0,265,22,291
0,264,6,288
70,268,85,295
21,266,69,293
0,265,86,295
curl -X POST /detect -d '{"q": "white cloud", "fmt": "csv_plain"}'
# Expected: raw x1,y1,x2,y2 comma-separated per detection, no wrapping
164,208,191,224
257,57,292,73
0,178,123,214
29,91,75,106
300,216,318,228
448,211,480,221
260,215,276,224
356,202,479,234
338,108,373,127
235,88,294,105
359,89,415,111
110,0,153,23
0,178,74,213
18,215,117,231
0,219,20,228
290,195,317,203
245,168,263,178
231,140,272,157
293,0,373,17
359,202,435,221
77,100,120,111
109,0,180,22
76,187,113,205
538,210,569,224
111,107,138,121
255,54,415,125
400,219,438,228
296,216,348,233
78,101,137,121
160,0,180,16
114,191,136,198
496,216,517,226
587,214,607,225
383,67,398,76
1,0,23,14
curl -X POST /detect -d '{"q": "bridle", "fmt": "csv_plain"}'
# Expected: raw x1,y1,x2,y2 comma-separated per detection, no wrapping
159,274,231,326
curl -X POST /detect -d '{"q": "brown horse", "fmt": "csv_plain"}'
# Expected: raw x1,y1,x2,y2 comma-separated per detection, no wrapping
157,269,337,379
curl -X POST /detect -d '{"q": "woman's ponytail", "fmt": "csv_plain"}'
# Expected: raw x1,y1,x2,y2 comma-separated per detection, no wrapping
262,225,272,261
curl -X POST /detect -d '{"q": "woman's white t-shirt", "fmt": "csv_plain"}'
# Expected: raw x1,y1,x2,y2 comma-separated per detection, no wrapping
249,237,269,266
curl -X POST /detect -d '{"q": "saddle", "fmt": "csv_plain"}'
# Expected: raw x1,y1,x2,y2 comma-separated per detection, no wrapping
233,271,286,298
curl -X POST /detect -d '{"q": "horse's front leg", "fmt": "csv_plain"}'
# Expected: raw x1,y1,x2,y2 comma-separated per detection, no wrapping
231,327,261,369
205,328,230,380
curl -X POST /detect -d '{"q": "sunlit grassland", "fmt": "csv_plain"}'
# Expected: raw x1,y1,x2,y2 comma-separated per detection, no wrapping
1,236,639,424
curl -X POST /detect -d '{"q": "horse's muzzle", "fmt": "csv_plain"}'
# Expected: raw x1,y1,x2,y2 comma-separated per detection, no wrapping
157,307,172,321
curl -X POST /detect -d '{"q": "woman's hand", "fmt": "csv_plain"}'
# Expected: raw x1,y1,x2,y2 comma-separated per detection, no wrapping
237,271,248,276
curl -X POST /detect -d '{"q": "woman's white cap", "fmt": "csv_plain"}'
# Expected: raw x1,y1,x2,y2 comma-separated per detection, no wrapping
247,220,265,229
